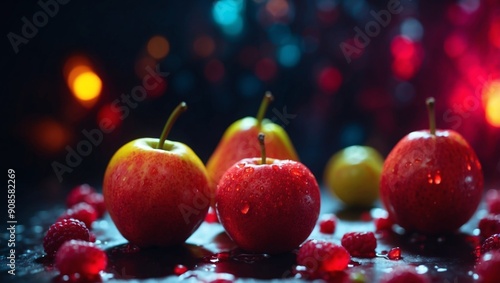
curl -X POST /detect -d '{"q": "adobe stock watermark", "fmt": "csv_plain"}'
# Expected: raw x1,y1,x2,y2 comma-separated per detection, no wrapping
7,0,71,54
340,0,407,63
51,64,169,182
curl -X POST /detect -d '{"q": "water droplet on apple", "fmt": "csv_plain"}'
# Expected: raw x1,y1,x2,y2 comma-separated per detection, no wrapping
271,165,279,171
405,161,412,168
236,163,245,168
427,173,434,184
235,185,241,192
434,171,442,184
245,167,254,173
467,163,472,171
291,168,302,176
240,203,250,214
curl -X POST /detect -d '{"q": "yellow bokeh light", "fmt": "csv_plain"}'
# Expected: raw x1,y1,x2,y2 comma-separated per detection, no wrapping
147,35,170,59
484,81,500,127
72,71,102,101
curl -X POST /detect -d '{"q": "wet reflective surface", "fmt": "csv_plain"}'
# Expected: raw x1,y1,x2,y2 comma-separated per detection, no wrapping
0,189,488,282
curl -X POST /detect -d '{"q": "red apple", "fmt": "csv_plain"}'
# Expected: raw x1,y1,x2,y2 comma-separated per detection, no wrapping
215,133,320,254
103,102,212,247
380,98,483,234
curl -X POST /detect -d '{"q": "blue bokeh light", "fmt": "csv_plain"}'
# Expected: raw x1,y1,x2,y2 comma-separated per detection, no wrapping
277,43,301,67
213,0,245,36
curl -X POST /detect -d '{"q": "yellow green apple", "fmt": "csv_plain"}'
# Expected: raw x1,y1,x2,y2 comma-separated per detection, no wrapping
324,145,384,207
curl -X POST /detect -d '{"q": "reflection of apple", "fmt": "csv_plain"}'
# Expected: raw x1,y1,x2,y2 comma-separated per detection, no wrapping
380,98,483,234
323,145,384,207
103,102,211,247
216,133,320,254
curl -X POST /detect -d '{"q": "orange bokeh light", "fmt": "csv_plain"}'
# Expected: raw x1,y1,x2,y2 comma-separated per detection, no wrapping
64,55,102,106
484,81,500,127
147,35,170,59
193,35,215,58
72,71,102,101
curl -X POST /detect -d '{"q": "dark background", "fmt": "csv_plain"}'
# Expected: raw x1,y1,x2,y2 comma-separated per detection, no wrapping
2,0,500,199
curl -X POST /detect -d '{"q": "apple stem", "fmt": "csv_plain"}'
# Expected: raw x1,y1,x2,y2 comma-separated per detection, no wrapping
256,91,274,126
426,97,436,135
157,102,188,149
258,133,266,164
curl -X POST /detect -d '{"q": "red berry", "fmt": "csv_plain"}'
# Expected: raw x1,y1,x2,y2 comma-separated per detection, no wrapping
486,189,500,215
341,231,377,258
66,184,96,207
479,215,500,239
375,216,394,231
205,207,219,223
318,214,337,234
379,266,430,283
57,202,97,229
481,234,500,255
84,192,106,218
55,240,107,277
476,250,500,283
43,219,90,258
174,264,188,275
387,247,402,260
296,239,350,278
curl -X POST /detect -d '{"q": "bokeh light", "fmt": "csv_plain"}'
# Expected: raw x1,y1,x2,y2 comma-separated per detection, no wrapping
277,43,301,67
489,18,500,48
29,118,70,155
255,58,277,81
147,35,170,59
72,71,102,101
444,32,467,58
212,0,244,35
194,35,216,58
317,67,342,93
483,80,500,127
204,59,225,83
98,104,122,129
64,55,102,107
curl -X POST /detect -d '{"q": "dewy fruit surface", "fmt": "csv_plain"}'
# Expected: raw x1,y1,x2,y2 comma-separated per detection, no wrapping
380,130,483,234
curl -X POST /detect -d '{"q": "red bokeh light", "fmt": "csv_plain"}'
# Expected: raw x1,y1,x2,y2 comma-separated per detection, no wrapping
255,58,277,81
391,36,416,60
97,104,122,129
317,67,342,93
444,33,467,58
204,59,225,83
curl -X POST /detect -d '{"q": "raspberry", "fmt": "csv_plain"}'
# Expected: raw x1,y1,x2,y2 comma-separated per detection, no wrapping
205,207,219,223
55,240,107,277
66,184,106,218
479,215,500,239
318,214,337,234
387,247,402,260
375,216,394,231
476,250,500,283
57,202,97,229
66,184,96,207
174,264,188,275
341,232,377,258
481,234,500,255
43,219,90,258
379,266,430,283
486,189,500,215
296,239,350,278
84,192,106,218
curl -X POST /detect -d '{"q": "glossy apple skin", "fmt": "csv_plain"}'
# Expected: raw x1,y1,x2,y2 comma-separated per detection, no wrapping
324,145,384,207
380,130,483,234
206,117,299,191
216,158,320,254
103,138,211,247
